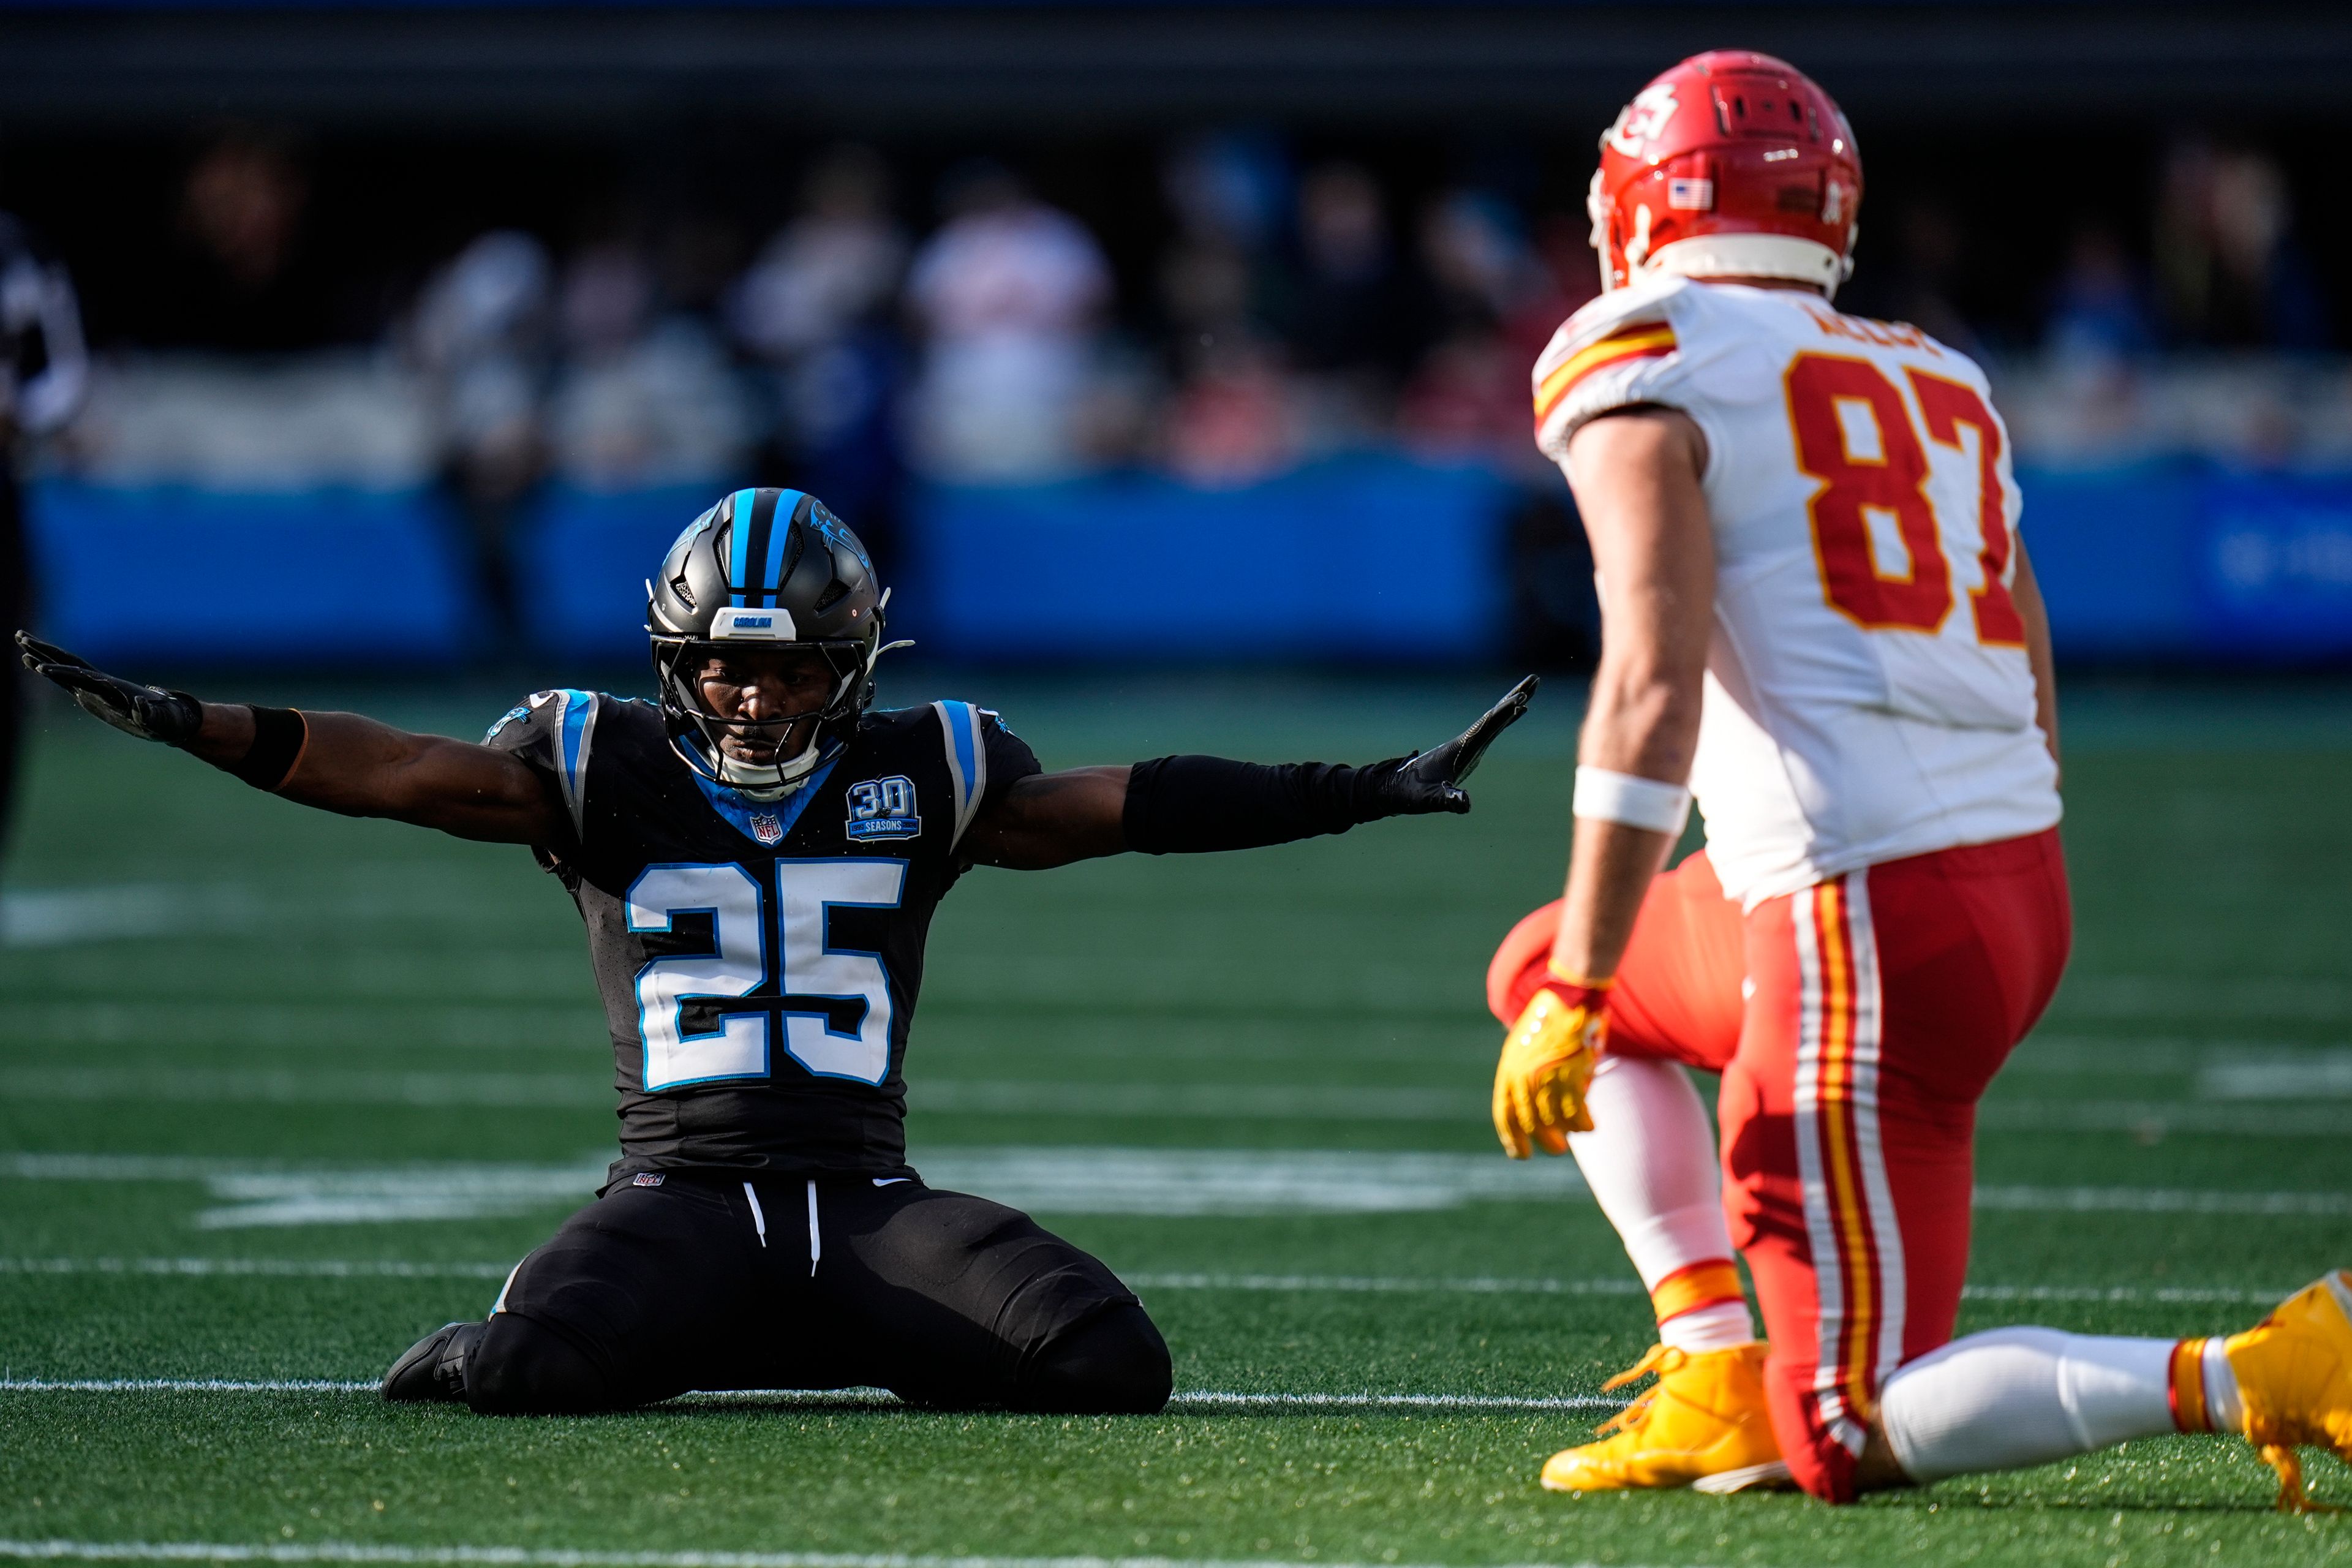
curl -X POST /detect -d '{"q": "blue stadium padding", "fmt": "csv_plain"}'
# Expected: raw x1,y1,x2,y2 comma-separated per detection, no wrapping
900,456,1517,661
2193,469,2352,657
29,462,2352,669
2019,461,2352,660
512,483,723,659
23,480,482,665
2015,461,2205,660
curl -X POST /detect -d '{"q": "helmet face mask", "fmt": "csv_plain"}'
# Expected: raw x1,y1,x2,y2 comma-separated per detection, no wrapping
645,488,894,798
652,639,863,788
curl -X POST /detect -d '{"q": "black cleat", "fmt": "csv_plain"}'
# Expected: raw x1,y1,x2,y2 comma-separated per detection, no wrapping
382,1321,483,1403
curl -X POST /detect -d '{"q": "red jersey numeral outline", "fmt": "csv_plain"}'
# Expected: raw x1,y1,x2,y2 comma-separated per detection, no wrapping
1782,352,2023,646
1905,368,2027,648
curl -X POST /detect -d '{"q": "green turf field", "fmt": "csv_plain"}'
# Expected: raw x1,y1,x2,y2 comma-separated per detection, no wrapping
5,669,2351,1568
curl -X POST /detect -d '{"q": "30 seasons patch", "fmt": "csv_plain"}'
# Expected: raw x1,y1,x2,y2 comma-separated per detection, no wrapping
846,774,922,842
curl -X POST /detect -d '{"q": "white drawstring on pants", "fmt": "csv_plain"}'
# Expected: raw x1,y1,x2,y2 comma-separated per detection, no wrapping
742,1182,767,1248
806,1179,822,1276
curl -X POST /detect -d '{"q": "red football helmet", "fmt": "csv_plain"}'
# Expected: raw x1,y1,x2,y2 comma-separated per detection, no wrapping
1588,50,1863,298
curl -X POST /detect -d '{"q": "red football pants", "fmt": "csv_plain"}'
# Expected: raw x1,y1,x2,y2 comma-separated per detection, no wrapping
1488,830,2071,1501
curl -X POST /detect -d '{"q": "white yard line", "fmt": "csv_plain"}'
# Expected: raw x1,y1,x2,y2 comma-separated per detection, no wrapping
1970,1185,2352,1216
1168,1392,1611,1411
0,1000,605,1052
2004,1036,2352,1076
16,1063,2352,1136
1133,1273,2294,1305
1,1257,2295,1306
0,1257,512,1280
915,1082,1480,1121
2052,974,2352,1023
1957,1283,2285,1305
1975,1101,2352,1136
8,1148,2351,1223
2198,1054,2352,1099
1,1150,1589,1224
0,1542,1687,1568
0,1074,1491,1120
0,1379,376,1393
0,1380,1607,1412
0,887,262,949
0,1071,609,1110
1126,1272,1645,1297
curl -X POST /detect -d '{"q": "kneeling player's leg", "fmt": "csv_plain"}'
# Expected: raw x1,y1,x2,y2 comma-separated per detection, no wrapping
1725,836,2072,1501
811,1179,1170,1414
1020,1298,1172,1414
385,1176,769,1415
1874,1275,2352,1512
1826,835,2348,1512
383,1316,606,1412
1491,853,1752,1351
1726,870,1977,1501
466,1311,612,1414
1574,1057,1752,1352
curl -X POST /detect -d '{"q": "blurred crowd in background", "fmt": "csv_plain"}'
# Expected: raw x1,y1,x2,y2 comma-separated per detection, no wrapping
47,130,1617,505
31,126,2350,502
0,118,2346,667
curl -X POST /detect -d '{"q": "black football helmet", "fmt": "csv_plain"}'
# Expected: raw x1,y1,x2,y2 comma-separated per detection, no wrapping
646,487,897,794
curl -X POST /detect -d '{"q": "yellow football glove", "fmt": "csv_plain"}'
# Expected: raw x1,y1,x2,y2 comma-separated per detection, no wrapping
1492,973,1611,1158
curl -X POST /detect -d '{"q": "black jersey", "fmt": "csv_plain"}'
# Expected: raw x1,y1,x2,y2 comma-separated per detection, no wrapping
486,691,1041,1182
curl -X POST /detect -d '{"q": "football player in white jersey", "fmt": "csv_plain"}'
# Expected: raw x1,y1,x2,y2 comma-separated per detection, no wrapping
1487,50,2352,1508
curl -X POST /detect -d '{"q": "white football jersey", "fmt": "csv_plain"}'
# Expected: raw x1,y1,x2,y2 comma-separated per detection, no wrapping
1532,276,2061,908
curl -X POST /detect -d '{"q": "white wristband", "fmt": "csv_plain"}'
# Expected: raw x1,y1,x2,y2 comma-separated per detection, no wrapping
1572,766,1693,836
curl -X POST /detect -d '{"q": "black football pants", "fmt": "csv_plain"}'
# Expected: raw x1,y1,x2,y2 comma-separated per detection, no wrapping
456,1173,1170,1415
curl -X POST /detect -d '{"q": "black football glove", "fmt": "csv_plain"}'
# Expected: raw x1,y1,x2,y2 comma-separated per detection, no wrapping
1366,674,1540,816
16,631,204,745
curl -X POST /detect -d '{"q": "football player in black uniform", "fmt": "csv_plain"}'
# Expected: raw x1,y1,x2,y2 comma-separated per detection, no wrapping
18,486,1535,1419
0,211,89,868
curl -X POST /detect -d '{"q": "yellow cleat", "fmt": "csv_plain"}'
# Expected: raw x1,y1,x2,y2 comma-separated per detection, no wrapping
2218,1270,2352,1513
1540,1341,1791,1494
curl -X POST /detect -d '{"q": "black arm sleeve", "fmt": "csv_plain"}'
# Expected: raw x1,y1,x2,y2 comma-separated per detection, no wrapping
223,705,307,791
1122,753,1404,855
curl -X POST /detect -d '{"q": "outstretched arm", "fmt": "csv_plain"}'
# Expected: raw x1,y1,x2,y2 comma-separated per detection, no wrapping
1492,407,1714,1158
1548,409,1714,984
958,766,1132,870
261,709,562,842
17,633,564,845
959,677,1539,872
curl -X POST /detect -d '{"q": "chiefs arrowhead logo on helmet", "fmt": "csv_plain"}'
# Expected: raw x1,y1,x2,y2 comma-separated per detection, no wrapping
1589,50,1863,300
1605,83,1683,159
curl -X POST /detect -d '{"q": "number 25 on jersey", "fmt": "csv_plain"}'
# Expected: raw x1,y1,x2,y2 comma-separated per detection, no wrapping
625,859,906,1091
1784,353,2027,647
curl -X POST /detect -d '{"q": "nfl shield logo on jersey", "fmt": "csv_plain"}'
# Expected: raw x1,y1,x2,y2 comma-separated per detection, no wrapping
750,812,785,845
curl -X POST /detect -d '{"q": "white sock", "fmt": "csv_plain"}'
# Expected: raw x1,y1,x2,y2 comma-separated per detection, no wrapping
1662,1300,1758,1354
2202,1337,2245,1433
1879,1327,2180,1482
1569,1055,1757,1349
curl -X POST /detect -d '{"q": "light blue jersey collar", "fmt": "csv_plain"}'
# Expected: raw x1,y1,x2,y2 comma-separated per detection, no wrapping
689,747,842,847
